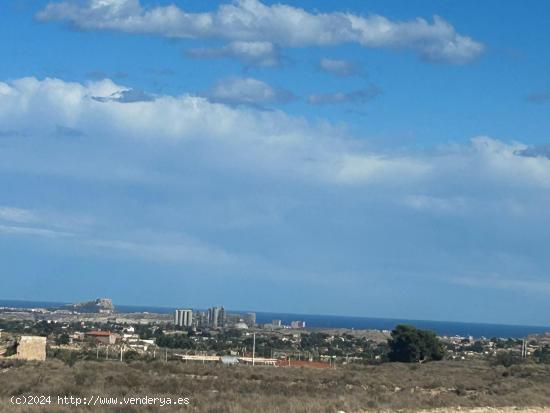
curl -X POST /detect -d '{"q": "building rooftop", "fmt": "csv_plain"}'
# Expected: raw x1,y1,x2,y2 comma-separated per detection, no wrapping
86,331,113,337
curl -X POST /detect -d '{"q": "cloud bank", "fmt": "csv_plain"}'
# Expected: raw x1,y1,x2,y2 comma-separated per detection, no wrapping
1,77,549,189
2,77,550,321
37,0,484,64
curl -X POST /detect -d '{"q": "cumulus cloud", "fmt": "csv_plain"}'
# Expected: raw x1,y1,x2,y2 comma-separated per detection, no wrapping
205,76,294,106
0,76,296,143
3,77,550,191
0,77,421,186
186,41,281,67
37,0,483,64
319,58,362,77
468,136,550,188
308,85,381,105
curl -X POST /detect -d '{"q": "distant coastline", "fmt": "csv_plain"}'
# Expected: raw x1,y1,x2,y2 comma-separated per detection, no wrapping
1,298,549,339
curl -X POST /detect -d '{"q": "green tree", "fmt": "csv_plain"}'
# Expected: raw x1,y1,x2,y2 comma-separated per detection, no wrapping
56,333,70,345
471,341,485,353
388,325,444,363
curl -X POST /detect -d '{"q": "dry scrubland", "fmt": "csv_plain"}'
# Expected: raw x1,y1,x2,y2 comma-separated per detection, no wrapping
1,359,550,413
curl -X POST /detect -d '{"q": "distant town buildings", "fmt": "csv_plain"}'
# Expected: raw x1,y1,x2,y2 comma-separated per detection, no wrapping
85,331,119,345
244,312,256,327
225,313,241,326
272,320,282,328
233,321,249,330
291,320,306,329
208,306,225,328
216,311,256,329
174,309,193,328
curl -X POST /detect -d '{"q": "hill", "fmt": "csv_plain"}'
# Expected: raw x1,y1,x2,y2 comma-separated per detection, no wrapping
61,298,115,314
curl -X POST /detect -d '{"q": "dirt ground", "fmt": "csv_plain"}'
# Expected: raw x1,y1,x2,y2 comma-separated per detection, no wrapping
363,409,550,413
2,359,550,412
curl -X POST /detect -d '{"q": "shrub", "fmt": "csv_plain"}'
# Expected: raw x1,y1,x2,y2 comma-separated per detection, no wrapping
492,351,524,368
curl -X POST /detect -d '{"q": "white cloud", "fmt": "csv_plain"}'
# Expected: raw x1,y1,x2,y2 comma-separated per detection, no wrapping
2,78,550,192
0,77,422,186
333,154,430,185
187,41,281,67
205,76,294,106
469,136,550,188
319,58,361,77
0,77,303,143
37,0,484,64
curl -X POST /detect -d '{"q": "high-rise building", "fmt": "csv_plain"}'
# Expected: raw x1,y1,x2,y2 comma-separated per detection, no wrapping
244,312,256,327
290,320,306,328
225,313,242,326
174,309,193,327
207,306,225,328
196,311,208,328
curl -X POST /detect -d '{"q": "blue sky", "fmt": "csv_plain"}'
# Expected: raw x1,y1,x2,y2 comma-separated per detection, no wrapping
1,0,550,325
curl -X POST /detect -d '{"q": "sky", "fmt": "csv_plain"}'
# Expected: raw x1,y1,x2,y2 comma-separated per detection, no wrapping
1,0,550,326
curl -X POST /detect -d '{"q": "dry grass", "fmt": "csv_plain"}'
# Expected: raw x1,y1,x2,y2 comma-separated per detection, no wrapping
1,359,549,412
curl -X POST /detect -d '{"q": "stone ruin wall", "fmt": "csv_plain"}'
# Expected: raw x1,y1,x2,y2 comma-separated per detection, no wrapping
15,336,47,361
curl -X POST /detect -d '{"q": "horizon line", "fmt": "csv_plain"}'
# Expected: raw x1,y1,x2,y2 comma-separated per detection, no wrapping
2,297,549,330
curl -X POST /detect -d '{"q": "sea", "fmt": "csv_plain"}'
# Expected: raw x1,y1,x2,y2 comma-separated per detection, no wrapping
1,299,549,339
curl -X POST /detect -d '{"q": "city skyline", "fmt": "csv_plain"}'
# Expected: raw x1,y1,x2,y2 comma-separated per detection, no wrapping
1,1,550,326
